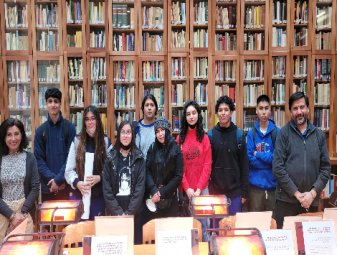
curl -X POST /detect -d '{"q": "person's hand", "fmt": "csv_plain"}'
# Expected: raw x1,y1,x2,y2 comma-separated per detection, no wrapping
186,188,195,199
10,212,26,228
48,179,59,193
241,197,247,204
76,181,91,195
86,128,96,137
152,191,161,203
194,188,201,197
86,175,101,187
301,191,315,209
58,183,65,191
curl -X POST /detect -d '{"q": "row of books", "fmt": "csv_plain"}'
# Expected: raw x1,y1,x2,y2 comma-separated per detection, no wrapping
292,81,308,94
215,33,236,51
244,5,265,29
314,83,330,106
243,84,264,107
215,6,237,29
272,56,286,78
8,85,31,109
194,82,208,106
193,29,208,48
67,31,82,48
91,58,106,80
37,62,60,83
314,59,331,81
5,3,28,28
35,4,59,28
271,27,287,48
294,28,308,47
114,85,135,109
113,61,135,82
38,31,59,52
142,6,163,29
170,2,186,25
315,32,331,50
243,32,265,51
142,61,164,82
68,58,84,80
271,107,286,128
171,30,186,49
314,108,329,131
271,83,286,105
89,30,105,48
171,58,186,80
112,4,135,29
113,33,135,51
293,56,307,78
70,111,83,134
322,174,337,199
7,61,30,83
193,2,208,25
6,31,29,50
171,83,186,106
89,1,105,25
66,0,82,24
243,112,256,131
142,33,163,52
316,6,332,29
69,84,84,107
272,0,287,24
243,60,264,81
215,61,236,82
91,83,107,107
214,84,235,102
294,0,308,24
194,58,208,79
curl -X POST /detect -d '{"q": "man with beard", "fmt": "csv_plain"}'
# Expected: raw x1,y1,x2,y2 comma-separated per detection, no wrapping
273,92,331,228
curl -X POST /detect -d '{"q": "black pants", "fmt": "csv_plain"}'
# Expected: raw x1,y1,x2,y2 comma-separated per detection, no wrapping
273,199,318,229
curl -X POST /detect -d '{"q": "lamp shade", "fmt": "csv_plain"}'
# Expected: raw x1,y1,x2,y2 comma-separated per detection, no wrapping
38,200,83,225
190,195,229,218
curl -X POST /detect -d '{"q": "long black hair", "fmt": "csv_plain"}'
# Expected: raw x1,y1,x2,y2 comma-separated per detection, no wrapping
179,100,205,145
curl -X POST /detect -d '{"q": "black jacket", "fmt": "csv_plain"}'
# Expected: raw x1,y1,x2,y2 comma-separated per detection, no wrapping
0,152,40,218
102,148,145,215
146,136,183,199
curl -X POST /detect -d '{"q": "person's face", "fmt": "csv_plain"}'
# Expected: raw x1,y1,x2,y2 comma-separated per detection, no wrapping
186,105,198,126
143,99,156,120
290,97,309,126
217,103,232,127
46,97,61,117
5,125,22,154
256,101,271,123
156,128,166,144
85,112,97,132
120,124,132,147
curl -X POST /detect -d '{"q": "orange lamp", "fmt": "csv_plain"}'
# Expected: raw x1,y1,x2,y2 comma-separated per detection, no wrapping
190,195,230,218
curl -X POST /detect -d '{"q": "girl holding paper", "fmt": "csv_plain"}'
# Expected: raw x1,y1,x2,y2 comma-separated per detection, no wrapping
102,121,146,244
65,106,112,220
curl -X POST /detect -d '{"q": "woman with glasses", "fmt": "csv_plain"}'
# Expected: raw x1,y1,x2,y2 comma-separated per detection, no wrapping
102,121,145,244
65,105,112,220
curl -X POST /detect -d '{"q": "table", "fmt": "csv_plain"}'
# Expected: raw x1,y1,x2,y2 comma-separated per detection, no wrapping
63,242,209,255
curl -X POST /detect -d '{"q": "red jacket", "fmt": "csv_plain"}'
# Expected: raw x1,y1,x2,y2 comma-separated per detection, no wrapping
176,129,212,191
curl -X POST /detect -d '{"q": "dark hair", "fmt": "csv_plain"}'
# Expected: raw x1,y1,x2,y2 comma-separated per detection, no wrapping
76,106,107,180
179,100,204,144
45,88,62,101
215,95,235,112
257,94,270,105
141,94,158,115
0,118,28,155
289,91,309,110
114,121,136,151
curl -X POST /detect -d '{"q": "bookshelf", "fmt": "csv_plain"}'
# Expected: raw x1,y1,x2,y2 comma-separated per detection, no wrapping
2,56,34,141
110,55,138,140
312,0,335,54
168,52,189,133
139,0,167,55
109,0,138,55
64,51,87,134
290,51,310,96
32,0,63,56
62,0,86,53
241,0,269,55
270,0,290,51
1,0,33,56
0,59,2,122
168,0,189,52
212,0,240,55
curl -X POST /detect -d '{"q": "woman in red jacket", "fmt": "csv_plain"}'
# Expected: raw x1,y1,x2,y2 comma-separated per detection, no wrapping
176,100,212,241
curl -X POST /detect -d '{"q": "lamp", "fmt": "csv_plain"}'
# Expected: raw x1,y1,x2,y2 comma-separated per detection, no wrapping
37,200,83,230
208,228,267,255
0,232,64,255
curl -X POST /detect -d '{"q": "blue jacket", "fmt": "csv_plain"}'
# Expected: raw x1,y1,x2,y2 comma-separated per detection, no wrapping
34,114,76,193
247,119,279,190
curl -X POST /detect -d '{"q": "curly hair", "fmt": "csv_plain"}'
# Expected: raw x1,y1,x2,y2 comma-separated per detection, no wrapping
215,95,235,112
179,100,204,145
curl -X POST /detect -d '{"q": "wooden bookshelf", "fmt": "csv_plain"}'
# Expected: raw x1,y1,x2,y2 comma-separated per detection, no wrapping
110,55,138,141
32,0,63,56
334,55,337,157
0,58,3,122
168,52,189,134
290,51,310,98
212,0,240,55
2,55,35,141
168,0,190,53
1,0,33,56
139,0,167,55
62,0,86,53
269,0,290,52
241,0,269,55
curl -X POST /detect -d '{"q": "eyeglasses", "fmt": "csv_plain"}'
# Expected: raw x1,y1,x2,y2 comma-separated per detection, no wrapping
85,117,96,122
121,130,132,136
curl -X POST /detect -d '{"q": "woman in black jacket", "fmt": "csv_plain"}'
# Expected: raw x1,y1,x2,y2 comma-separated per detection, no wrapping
102,121,145,244
144,116,183,220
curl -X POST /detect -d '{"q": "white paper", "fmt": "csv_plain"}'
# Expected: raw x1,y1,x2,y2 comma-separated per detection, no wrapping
302,221,337,255
323,208,337,244
82,152,94,219
261,229,295,255
91,235,128,255
156,229,192,255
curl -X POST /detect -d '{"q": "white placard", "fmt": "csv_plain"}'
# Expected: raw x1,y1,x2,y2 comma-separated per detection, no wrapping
91,235,128,255
156,229,192,255
82,152,94,219
261,230,295,255
302,220,337,255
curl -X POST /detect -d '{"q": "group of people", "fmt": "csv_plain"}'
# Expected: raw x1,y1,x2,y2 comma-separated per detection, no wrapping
0,87,331,243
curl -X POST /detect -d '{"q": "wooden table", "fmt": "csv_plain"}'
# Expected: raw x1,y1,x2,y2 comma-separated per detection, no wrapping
63,242,209,255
